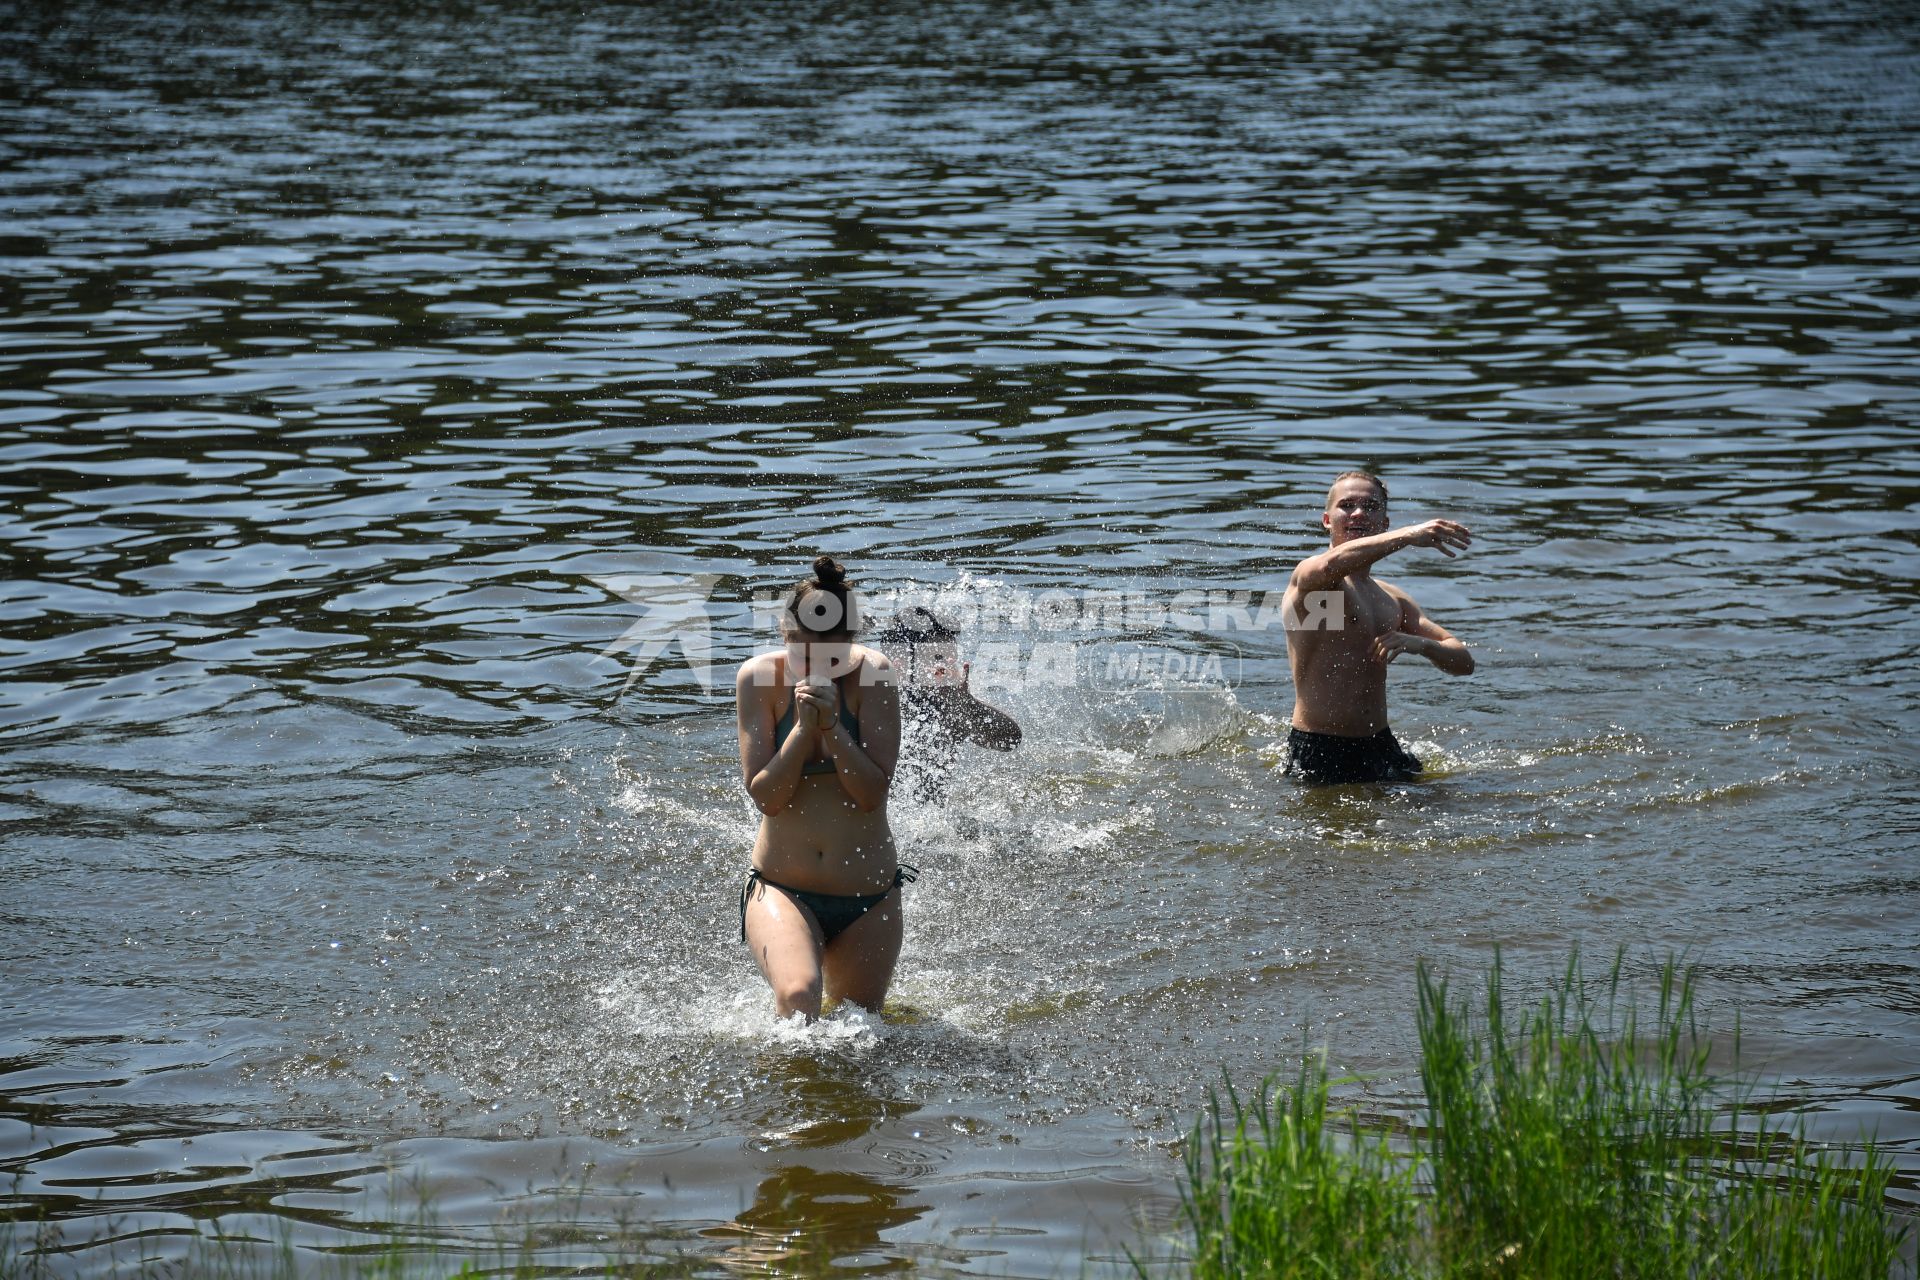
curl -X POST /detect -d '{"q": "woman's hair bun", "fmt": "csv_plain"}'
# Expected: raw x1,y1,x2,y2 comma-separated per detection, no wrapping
781,556,856,638
811,555,847,588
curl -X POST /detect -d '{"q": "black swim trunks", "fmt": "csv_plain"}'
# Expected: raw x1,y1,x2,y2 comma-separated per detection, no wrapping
1283,726,1422,785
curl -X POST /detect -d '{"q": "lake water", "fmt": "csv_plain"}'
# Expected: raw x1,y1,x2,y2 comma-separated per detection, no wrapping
3,0,1918,1273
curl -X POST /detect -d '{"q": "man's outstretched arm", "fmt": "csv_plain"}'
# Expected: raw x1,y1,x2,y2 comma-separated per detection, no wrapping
1291,520,1471,593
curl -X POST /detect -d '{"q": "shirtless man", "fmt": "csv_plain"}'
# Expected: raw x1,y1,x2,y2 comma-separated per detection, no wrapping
1281,471,1475,783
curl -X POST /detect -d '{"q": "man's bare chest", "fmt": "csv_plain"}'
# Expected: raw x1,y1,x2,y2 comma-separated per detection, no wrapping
1340,579,1401,638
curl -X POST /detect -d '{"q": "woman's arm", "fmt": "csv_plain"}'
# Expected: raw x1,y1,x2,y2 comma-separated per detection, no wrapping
823,656,899,812
738,661,813,815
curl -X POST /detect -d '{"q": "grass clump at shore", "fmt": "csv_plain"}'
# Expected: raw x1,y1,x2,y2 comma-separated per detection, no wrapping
1156,953,1911,1280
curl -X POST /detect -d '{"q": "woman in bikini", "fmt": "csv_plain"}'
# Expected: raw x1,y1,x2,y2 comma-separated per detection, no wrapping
736,556,908,1021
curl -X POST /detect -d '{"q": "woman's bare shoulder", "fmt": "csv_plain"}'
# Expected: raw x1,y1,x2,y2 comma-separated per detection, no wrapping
735,650,786,693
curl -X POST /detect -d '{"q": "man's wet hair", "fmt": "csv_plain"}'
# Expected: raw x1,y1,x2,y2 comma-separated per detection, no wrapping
873,606,956,649
1326,470,1388,508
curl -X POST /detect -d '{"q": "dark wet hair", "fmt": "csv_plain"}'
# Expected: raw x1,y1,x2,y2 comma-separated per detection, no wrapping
782,555,859,638
873,607,957,684
873,606,956,649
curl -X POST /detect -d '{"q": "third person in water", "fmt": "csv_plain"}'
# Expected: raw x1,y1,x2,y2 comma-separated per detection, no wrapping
872,606,1021,804
1281,469,1475,784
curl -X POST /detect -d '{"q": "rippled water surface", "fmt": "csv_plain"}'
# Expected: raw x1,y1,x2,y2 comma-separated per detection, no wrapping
4,0,1919,1273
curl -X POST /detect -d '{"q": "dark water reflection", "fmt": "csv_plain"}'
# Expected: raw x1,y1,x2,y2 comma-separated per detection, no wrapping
3,0,1919,1272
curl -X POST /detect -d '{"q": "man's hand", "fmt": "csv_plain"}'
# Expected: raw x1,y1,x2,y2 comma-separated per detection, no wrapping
1373,631,1431,665
1402,519,1471,558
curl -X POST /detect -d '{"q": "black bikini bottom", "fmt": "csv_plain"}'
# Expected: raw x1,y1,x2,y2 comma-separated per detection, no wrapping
1283,726,1422,785
740,865,918,945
